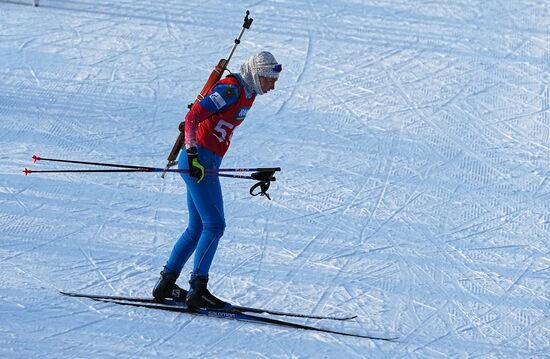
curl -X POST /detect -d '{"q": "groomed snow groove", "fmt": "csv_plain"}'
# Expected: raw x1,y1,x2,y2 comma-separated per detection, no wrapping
0,0,548,358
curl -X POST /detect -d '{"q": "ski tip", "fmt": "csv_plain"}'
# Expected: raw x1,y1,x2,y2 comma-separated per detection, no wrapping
375,335,400,342
325,314,357,321
355,334,399,341
60,291,85,298
324,314,357,321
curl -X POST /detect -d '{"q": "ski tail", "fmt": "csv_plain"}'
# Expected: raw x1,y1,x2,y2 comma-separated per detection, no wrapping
60,291,155,303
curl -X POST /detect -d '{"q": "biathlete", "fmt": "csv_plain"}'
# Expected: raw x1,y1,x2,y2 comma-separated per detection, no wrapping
153,51,282,309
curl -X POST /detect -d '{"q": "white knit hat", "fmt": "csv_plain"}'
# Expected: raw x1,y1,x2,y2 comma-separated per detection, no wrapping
240,51,281,95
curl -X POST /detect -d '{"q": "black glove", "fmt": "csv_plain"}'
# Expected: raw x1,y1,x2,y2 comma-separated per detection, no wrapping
186,147,205,183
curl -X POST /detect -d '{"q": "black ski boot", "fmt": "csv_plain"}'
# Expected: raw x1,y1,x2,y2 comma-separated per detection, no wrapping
152,270,187,302
186,275,231,309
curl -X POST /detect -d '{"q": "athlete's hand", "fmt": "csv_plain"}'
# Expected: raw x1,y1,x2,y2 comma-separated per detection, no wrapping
186,147,205,183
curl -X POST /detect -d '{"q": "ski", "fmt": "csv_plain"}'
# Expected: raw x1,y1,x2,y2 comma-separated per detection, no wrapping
60,291,357,321
61,292,397,341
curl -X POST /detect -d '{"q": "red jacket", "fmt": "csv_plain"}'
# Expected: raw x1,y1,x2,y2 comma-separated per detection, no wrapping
185,75,256,157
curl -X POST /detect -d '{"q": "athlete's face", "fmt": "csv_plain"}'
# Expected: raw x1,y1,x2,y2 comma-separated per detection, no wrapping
259,76,277,94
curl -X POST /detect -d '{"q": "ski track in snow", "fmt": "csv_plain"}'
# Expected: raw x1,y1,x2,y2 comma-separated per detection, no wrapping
1,0,549,358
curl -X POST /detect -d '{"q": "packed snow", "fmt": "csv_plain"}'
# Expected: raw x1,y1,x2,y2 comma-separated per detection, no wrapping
0,0,548,357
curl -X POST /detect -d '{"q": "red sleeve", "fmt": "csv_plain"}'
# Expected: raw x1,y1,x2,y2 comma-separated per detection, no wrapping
184,102,214,148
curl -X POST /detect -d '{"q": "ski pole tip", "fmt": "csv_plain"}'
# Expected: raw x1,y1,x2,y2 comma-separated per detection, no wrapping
23,168,32,176
32,155,41,163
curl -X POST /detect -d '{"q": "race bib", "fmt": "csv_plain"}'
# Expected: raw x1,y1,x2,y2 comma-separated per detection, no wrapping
235,107,250,121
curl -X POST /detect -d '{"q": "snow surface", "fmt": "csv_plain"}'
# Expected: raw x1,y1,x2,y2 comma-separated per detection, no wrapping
1,0,549,358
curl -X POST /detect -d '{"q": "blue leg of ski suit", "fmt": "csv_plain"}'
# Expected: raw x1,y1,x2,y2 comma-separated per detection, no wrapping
164,145,225,277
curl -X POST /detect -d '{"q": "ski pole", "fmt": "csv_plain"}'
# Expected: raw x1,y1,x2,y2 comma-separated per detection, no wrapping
27,155,279,198
24,168,153,175
31,155,280,174
31,155,153,170
206,167,281,173
23,167,276,181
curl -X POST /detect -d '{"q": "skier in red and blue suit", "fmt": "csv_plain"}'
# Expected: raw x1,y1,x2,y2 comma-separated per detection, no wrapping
153,51,282,309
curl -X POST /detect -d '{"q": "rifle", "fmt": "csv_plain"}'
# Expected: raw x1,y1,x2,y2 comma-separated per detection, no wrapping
161,11,254,178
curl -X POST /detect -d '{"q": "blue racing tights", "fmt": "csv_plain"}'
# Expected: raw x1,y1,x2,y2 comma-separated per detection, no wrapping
164,145,225,277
